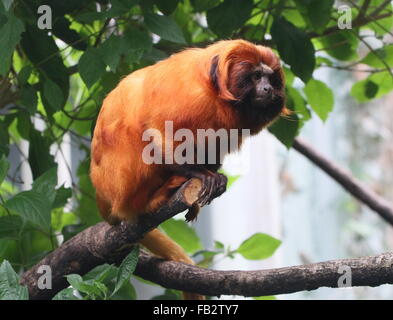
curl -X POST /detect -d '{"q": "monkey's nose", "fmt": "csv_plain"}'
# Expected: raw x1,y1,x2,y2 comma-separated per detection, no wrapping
262,84,273,94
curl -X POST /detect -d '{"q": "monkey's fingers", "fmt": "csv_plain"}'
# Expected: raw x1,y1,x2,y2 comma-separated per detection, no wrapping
210,172,227,201
197,172,228,207
197,174,215,207
185,203,200,222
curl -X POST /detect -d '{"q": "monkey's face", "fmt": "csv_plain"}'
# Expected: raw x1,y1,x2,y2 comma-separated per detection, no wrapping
209,43,286,130
228,61,285,114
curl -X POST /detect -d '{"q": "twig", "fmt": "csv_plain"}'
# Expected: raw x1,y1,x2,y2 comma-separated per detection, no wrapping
293,137,393,226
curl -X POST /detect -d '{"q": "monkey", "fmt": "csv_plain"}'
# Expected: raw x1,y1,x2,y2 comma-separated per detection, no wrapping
90,39,287,299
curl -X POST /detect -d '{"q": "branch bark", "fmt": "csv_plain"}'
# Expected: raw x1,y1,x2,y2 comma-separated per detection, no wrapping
293,138,393,226
135,251,393,297
20,178,203,300
20,173,393,299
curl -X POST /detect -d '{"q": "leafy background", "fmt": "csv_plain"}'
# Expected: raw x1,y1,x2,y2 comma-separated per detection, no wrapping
0,0,392,299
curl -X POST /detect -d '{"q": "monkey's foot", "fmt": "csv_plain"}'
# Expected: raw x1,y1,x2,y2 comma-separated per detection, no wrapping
196,171,227,207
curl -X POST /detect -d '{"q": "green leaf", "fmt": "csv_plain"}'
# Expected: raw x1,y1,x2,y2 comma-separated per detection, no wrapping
0,13,24,75
66,274,105,297
105,0,139,17
84,264,117,283
214,240,224,249
111,281,137,300
17,65,33,84
254,295,277,300
0,215,23,240
161,219,203,253
269,112,300,148
351,78,378,102
281,5,306,28
113,246,139,296
19,85,37,114
351,71,393,102
206,0,253,38
317,31,359,61
152,289,181,300
52,288,79,300
154,0,180,15
0,121,9,157
367,0,393,36
236,233,281,260
123,28,152,52
43,78,64,111
304,79,334,121
66,274,85,290
15,111,31,140
271,17,315,83
78,48,107,88
52,16,87,51
369,71,393,98
192,0,221,12
65,274,101,296
0,155,9,184
361,45,393,68
97,35,123,72
20,28,69,109
286,86,310,122
4,190,51,233
53,186,72,209
226,174,240,189
32,167,58,205
294,0,334,34
0,260,29,300
145,13,186,44
28,129,55,180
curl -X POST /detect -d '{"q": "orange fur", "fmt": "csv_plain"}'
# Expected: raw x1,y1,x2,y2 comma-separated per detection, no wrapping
90,40,285,300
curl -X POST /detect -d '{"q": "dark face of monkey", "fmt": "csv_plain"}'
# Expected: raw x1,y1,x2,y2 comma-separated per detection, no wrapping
229,62,285,121
211,57,285,132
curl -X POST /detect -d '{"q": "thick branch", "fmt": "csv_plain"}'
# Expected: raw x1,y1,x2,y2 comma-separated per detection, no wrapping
20,178,203,300
20,140,393,299
135,251,393,297
293,137,393,226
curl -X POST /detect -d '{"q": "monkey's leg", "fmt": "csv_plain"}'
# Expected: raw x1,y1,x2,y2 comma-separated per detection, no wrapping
140,228,204,300
96,193,121,225
145,175,200,221
144,175,188,213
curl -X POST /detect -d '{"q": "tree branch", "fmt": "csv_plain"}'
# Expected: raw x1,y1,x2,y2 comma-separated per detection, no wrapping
293,137,393,226
135,251,393,297
20,178,203,300
20,172,393,299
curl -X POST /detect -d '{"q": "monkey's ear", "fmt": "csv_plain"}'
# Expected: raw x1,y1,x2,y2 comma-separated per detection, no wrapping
209,55,219,91
209,55,237,101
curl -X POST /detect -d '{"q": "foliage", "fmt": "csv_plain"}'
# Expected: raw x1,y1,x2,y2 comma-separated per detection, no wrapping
0,0,392,300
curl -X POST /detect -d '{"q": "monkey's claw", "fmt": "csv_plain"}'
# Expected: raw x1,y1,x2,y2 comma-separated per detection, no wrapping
196,172,227,207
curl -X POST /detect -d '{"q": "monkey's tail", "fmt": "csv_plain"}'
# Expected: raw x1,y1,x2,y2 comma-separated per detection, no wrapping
140,228,205,300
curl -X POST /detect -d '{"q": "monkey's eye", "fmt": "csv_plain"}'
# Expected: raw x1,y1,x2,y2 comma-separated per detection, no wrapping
252,71,263,81
270,72,282,88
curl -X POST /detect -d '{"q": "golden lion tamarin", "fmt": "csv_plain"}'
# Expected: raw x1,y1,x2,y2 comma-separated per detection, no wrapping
90,39,286,299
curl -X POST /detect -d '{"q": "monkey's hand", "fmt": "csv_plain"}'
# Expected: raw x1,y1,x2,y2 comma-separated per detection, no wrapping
195,170,227,206
182,169,227,222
